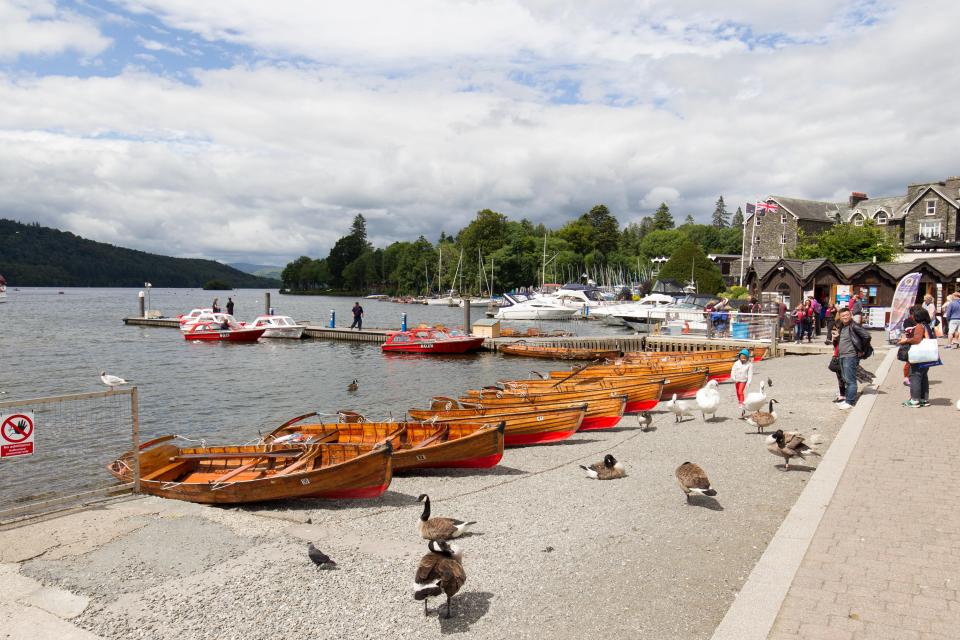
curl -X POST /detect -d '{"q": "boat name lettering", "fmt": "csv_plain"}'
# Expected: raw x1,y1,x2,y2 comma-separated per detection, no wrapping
300,478,310,485
416,454,427,461
536,415,544,422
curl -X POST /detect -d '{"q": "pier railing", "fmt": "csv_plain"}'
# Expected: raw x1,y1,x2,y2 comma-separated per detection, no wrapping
0,388,140,527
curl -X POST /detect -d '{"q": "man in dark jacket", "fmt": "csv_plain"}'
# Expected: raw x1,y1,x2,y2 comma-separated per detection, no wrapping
835,307,871,409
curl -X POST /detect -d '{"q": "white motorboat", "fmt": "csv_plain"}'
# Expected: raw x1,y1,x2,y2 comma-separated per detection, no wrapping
180,312,242,332
178,307,214,326
425,296,461,306
494,293,578,320
250,315,305,339
620,294,714,333
458,297,492,307
605,294,676,329
549,285,609,312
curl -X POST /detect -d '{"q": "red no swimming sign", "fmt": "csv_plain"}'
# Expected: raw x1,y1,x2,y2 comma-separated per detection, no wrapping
1,412,35,459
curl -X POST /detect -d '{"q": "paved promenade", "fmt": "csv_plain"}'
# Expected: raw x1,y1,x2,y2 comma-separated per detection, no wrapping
768,349,960,639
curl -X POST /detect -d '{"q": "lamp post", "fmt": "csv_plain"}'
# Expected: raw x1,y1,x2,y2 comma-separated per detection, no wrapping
144,282,152,318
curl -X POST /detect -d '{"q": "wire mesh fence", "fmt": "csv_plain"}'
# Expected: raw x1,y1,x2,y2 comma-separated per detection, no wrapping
0,388,139,524
648,311,780,343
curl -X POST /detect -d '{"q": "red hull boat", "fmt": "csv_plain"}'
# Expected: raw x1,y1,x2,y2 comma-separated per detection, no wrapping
381,328,484,354
183,320,265,342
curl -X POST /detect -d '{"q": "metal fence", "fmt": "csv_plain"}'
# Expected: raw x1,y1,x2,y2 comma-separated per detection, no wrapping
647,311,780,343
0,388,140,525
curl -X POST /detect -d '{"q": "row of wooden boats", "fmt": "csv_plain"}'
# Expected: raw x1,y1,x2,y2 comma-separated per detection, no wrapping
108,346,764,505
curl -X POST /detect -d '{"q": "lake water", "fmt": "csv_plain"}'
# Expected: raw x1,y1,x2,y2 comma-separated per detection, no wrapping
0,288,626,444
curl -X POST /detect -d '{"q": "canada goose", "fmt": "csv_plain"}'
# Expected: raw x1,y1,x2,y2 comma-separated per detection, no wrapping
766,429,821,470
306,543,336,569
675,462,717,502
638,412,653,431
667,393,696,423
100,371,131,387
746,399,779,434
413,540,466,618
695,380,721,421
417,494,475,540
742,380,767,416
347,379,359,392
579,454,626,480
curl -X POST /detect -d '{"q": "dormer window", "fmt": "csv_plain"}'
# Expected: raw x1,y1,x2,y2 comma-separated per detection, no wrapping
875,211,888,225
852,213,864,226
926,199,936,215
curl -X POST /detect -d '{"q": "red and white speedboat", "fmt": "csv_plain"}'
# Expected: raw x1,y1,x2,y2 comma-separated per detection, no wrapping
183,318,265,342
381,327,484,354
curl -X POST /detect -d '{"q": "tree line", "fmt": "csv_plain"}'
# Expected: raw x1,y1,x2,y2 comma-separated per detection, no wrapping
281,197,744,295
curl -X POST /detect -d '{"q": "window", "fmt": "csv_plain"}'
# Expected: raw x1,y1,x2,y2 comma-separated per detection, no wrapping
926,199,936,215
755,214,761,226
780,232,787,244
754,234,761,245
920,220,941,238
780,212,786,223
852,213,864,226
875,211,887,225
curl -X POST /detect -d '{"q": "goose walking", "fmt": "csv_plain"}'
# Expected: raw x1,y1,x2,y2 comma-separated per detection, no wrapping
741,380,768,416
695,379,721,421
638,412,653,431
675,462,717,502
413,540,466,618
746,399,779,434
579,454,626,480
100,371,131,387
666,393,696,423
417,494,475,540
766,429,821,470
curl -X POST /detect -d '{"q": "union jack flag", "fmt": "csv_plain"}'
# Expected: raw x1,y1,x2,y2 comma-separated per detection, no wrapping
756,201,779,214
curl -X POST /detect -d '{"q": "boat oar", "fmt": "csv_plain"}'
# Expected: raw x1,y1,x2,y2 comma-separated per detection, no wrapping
550,359,603,388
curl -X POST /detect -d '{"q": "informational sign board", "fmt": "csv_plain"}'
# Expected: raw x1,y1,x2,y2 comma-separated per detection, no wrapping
1,412,35,459
835,284,851,307
866,307,889,329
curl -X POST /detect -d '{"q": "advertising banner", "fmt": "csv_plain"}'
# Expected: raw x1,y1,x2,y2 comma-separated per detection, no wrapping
886,272,921,342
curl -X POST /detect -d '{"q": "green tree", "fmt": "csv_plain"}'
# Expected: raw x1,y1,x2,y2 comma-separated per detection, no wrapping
731,206,744,227
682,214,695,226
658,239,725,294
792,221,900,263
326,213,372,287
638,229,685,258
712,196,729,228
556,217,595,256
583,204,620,254
651,202,674,230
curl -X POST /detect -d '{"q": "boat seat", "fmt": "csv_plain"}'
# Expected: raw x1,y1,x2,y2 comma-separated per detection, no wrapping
410,425,449,449
210,456,271,485
172,450,301,460
274,449,322,477
142,460,191,482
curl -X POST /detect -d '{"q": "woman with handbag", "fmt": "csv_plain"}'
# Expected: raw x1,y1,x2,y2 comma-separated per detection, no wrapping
898,307,935,407
828,319,847,403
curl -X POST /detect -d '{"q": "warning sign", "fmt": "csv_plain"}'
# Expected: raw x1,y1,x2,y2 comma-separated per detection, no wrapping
1,412,35,459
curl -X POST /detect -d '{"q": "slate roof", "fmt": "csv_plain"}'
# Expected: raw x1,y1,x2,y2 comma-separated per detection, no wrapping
846,196,908,222
752,256,960,285
766,197,840,222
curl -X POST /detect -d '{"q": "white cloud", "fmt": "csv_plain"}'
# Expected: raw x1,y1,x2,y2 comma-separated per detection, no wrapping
136,35,185,56
0,1,958,265
0,0,110,60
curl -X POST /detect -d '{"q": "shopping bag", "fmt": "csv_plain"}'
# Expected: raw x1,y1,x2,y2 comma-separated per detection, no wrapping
908,338,940,364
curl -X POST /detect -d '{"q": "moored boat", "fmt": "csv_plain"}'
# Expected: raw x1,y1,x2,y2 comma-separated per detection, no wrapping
249,315,305,339
381,327,484,354
456,389,627,430
549,365,709,398
408,403,586,446
264,412,505,470
107,436,392,504
498,342,622,361
492,376,665,412
183,319,266,342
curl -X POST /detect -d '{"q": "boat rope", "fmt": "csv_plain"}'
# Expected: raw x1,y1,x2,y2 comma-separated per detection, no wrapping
174,435,208,448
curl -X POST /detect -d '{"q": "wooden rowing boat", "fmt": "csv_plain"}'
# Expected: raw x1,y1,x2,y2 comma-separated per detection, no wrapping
107,435,392,504
456,388,628,430
408,403,586,446
489,376,665,412
548,366,708,399
263,412,505,470
498,342,621,361
620,346,767,362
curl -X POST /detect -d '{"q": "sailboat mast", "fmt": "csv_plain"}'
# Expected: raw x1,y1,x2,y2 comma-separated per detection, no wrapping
541,233,547,289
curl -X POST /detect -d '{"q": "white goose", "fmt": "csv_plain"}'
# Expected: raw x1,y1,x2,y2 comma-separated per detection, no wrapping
695,380,721,421
741,379,769,416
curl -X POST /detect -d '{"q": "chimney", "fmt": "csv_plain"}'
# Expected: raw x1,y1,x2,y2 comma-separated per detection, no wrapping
849,192,868,208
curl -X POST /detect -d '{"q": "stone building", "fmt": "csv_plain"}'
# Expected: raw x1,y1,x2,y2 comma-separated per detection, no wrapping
740,176,960,280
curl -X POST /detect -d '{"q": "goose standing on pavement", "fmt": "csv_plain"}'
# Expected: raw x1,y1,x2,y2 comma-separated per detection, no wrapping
695,379,721,421
579,454,627,480
667,393,696,423
417,494,475,541
766,429,821,470
413,540,466,618
746,399,779,434
741,380,768,416
638,412,653,431
675,462,718,502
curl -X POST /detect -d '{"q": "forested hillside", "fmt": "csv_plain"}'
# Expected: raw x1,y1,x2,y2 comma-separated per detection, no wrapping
0,219,280,287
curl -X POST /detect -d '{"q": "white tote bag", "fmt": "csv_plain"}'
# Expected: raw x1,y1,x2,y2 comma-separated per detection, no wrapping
908,337,939,364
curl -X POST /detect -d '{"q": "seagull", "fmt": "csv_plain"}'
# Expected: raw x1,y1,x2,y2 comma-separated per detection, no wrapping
100,371,131,387
307,543,337,569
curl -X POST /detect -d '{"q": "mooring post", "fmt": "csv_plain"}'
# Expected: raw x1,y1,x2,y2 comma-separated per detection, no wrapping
138,291,145,318
329,309,335,328
463,298,471,333
401,312,408,331
264,291,271,315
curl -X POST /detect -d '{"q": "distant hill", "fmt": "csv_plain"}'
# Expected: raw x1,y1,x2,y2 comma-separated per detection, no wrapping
0,219,281,288
228,262,284,280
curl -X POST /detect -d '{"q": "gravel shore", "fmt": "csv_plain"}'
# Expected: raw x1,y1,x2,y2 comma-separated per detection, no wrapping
8,353,872,640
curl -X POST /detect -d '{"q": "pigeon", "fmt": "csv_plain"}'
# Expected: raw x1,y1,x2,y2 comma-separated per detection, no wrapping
100,371,131,387
347,379,359,392
307,543,337,569
638,412,653,431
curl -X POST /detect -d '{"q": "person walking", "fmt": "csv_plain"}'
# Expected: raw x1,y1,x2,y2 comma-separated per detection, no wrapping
212,297,221,313
828,319,847,403
350,302,364,330
835,307,872,410
922,294,938,337
851,292,863,324
898,307,934,408
730,349,753,412
226,297,235,316
810,295,823,336
823,301,837,344
944,293,960,349
793,304,805,343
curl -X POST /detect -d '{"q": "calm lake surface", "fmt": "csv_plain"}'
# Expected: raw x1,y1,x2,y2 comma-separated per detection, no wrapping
0,288,627,444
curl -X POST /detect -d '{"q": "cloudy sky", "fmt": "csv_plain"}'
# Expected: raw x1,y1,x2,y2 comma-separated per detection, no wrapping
1,0,958,265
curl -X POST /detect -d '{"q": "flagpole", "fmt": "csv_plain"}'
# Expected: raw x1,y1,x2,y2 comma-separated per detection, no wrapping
739,202,748,286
